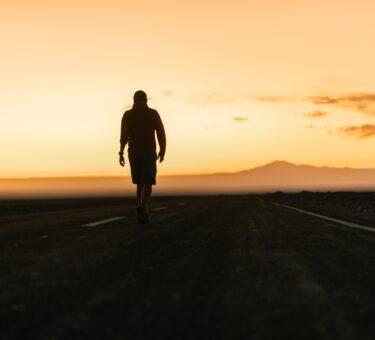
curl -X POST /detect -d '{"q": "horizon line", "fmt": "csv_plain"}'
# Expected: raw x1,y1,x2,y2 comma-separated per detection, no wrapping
1,160,375,180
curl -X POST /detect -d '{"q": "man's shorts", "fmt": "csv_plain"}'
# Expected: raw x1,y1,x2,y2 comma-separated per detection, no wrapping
128,152,157,185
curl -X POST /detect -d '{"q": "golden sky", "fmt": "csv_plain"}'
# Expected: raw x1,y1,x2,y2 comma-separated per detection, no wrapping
1,0,375,177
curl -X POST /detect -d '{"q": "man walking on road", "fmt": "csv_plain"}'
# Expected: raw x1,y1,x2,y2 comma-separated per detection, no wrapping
119,90,166,223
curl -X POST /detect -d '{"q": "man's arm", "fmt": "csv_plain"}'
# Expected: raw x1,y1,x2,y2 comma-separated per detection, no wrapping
119,113,129,166
155,112,166,162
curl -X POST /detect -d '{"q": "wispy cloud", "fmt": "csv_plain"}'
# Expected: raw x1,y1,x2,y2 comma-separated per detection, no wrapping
303,110,329,118
233,116,249,122
187,91,375,117
338,124,375,139
252,92,375,115
251,95,295,103
308,93,375,115
161,90,173,96
190,92,299,105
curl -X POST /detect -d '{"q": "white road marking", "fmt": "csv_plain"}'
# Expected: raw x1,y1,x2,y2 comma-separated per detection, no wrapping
272,202,375,233
151,206,168,211
81,217,126,227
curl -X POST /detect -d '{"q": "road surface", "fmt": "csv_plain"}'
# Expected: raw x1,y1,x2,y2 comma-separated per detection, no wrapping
0,196,374,339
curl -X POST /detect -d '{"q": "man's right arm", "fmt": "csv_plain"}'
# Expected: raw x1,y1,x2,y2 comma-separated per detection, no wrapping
119,113,129,166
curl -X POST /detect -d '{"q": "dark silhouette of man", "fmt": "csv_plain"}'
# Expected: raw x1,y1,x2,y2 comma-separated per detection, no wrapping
119,90,166,223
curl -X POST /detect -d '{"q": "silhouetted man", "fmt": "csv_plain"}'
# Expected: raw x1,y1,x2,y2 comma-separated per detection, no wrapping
119,90,166,223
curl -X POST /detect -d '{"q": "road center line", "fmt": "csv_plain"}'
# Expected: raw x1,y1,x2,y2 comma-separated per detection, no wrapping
151,206,168,211
272,202,375,233
81,217,126,227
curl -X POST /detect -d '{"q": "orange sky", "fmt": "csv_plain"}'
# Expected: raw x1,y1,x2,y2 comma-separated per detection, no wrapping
1,0,375,178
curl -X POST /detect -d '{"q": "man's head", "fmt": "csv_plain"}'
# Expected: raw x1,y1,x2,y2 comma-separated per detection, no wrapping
133,90,147,102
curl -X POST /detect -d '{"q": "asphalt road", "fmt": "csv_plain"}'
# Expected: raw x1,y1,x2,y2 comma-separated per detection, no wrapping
1,196,374,340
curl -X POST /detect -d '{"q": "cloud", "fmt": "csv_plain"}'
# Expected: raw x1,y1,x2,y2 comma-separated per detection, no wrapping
189,92,299,105
305,124,314,129
187,91,375,117
252,92,375,115
308,93,375,115
161,90,173,96
233,116,249,122
303,110,329,118
251,95,295,103
338,124,375,139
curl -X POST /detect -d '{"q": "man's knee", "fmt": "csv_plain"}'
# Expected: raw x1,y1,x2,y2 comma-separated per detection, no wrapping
143,184,152,191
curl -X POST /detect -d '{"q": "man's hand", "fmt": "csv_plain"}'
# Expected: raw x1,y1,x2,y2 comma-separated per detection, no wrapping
157,152,165,163
119,154,125,167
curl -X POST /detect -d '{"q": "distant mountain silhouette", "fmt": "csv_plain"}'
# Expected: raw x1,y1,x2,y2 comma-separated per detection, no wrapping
2,161,375,198
221,160,375,190
238,160,359,175
162,160,375,193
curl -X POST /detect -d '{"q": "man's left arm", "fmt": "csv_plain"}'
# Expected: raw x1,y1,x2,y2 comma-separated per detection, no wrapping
155,112,166,162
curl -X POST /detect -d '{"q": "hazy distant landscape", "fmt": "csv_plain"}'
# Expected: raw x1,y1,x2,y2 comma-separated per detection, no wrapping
2,161,375,198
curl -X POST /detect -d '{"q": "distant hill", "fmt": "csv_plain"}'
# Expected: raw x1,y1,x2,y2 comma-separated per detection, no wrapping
2,161,375,198
157,160,375,193
235,160,375,182
228,160,375,189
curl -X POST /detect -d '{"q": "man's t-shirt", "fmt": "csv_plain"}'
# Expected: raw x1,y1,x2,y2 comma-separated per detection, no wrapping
121,107,166,156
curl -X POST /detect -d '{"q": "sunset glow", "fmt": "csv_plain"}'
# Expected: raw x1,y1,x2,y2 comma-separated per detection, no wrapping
2,0,375,178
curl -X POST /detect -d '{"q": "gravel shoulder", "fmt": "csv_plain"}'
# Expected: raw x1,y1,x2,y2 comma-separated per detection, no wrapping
259,191,375,227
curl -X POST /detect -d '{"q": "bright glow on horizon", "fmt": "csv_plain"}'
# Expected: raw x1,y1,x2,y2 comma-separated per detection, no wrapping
1,0,375,178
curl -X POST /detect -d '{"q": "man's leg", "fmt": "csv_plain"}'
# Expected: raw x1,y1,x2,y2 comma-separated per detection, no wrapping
136,184,144,205
141,184,152,208
135,184,146,223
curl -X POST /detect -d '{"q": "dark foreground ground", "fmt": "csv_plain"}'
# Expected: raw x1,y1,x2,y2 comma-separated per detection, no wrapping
0,194,374,339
